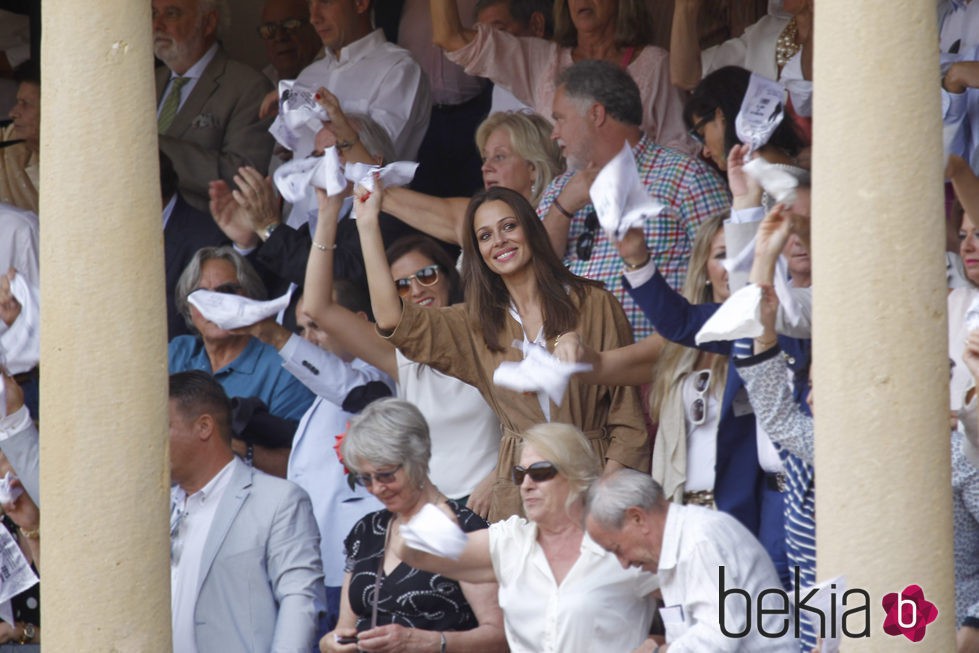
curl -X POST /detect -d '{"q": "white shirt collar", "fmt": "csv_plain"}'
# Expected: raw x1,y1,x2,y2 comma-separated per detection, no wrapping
172,458,235,506
162,194,178,230
173,42,218,81
326,29,386,65
656,502,683,572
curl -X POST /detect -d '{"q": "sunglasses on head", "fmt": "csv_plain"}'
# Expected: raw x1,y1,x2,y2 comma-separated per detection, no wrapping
511,461,559,485
256,17,307,40
395,265,440,297
353,464,403,488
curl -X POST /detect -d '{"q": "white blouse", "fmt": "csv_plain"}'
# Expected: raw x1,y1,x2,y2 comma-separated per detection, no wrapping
488,516,659,653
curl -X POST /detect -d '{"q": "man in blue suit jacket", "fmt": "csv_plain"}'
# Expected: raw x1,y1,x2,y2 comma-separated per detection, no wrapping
169,370,324,653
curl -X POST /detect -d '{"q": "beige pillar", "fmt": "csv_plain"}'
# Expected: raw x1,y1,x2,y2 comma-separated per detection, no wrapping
812,1,956,650
40,3,172,651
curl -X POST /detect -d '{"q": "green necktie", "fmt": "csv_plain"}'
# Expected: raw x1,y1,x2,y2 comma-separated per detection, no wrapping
158,76,189,134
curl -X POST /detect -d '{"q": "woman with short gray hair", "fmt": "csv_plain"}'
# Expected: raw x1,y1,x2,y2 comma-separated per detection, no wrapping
322,398,506,653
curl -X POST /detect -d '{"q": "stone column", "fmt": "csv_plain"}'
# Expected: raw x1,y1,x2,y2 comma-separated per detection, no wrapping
40,2,172,650
812,1,956,650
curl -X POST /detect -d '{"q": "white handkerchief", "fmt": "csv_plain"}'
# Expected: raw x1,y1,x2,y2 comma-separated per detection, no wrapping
493,342,592,406
399,503,468,560
0,472,22,505
273,148,348,203
742,157,798,206
735,73,786,154
345,161,419,191
589,142,665,241
695,284,764,344
0,273,39,376
268,80,329,157
188,288,294,330
966,293,979,332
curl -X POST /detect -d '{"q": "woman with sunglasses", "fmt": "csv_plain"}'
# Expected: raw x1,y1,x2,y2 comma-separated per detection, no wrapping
322,398,506,653
303,192,501,516
394,423,659,653
355,181,648,522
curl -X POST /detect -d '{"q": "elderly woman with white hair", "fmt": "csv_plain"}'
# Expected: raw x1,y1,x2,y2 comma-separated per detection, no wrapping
396,422,659,653
321,398,506,653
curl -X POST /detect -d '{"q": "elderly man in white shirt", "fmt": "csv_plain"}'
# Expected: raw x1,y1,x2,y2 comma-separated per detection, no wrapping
585,470,798,653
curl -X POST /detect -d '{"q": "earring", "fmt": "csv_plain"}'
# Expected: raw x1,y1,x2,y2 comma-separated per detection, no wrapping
531,181,538,196
705,280,712,287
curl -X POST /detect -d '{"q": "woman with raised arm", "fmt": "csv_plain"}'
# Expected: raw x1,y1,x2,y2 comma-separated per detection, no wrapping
428,0,695,154
303,191,500,516
381,111,564,245
355,181,648,521
395,423,659,653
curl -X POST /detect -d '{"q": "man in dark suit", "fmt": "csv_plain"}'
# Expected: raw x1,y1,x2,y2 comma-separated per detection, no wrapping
160,151,227,340
153,0,274,211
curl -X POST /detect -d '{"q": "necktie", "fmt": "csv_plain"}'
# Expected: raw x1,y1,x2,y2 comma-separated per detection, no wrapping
158,76,189,134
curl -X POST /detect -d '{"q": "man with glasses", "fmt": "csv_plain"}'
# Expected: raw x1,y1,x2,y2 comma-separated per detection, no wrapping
153,0,274,212
539,60,729,338
168,370,324,653
257,0,322,83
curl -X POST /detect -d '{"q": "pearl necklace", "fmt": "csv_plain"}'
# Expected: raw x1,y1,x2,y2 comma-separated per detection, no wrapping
776,18,801,69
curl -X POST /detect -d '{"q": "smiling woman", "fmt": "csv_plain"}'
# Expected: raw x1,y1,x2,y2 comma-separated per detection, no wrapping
355,182,649,521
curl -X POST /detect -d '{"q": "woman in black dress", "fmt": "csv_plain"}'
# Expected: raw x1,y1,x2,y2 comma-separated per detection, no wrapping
320,398,506,653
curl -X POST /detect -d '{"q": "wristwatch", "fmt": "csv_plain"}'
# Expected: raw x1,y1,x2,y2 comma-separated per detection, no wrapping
19,622,35,643
262,222,280,241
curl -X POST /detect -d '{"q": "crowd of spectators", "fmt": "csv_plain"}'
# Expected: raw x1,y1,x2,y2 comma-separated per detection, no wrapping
1,0,978,651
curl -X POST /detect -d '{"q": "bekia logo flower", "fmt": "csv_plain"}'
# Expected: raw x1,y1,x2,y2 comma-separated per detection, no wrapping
881,585,938,642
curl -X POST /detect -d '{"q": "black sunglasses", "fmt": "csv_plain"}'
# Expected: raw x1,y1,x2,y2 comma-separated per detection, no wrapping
256,18,307,40
195,282,243,295
353,464,403,488
512,461,559,485
688,115,713,145
575,210,599,262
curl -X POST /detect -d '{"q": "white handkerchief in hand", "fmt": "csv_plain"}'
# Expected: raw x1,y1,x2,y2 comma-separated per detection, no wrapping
345,161,420,192
188,288,294,330
590,142,665,241
274,149,348,203
734,73,786,154
268,80,329,157
695,284,764,344
493,342,592,406
0,472,22,505
742,157,798,206
399,503,468,560
313,147,349,197
0,273,39,376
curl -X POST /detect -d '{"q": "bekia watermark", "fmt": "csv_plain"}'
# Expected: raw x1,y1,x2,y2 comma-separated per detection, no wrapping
718,566,939,644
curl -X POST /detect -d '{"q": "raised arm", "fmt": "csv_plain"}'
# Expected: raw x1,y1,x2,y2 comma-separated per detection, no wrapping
669,0,704,90
556,332,665,386
302,189,399,379
382,187,468,245
355,182,406,332
395,528,497,584
430,0,476,52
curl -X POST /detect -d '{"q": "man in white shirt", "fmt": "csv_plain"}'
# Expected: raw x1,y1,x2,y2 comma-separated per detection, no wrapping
585,470,797,652
270,0,430,161
153,0,274,211
169,370,324,653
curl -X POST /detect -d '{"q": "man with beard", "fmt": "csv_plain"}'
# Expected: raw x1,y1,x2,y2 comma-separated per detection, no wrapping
153,0,274,211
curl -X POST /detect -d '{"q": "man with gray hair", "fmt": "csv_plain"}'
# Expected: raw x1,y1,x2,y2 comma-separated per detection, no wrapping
538,59,730,338
585,470,796,652
153,0,274,211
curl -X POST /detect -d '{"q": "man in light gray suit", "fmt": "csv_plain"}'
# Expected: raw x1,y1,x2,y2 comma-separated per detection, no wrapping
153,0,274,211
169,370,324,653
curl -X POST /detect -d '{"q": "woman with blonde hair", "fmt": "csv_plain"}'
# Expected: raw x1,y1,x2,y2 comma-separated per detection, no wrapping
395,422,659,653
381,111,564,245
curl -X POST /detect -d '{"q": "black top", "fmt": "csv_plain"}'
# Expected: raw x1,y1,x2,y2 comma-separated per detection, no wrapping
344,500,486,633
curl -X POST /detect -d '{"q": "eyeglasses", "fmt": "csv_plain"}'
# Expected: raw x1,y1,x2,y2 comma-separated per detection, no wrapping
196,282,243,295
690,369,711,426
688,115,713,145
256,18,307,40
394,265,440,297
511,461,559,485
353,464,403,488
575,210,599,262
